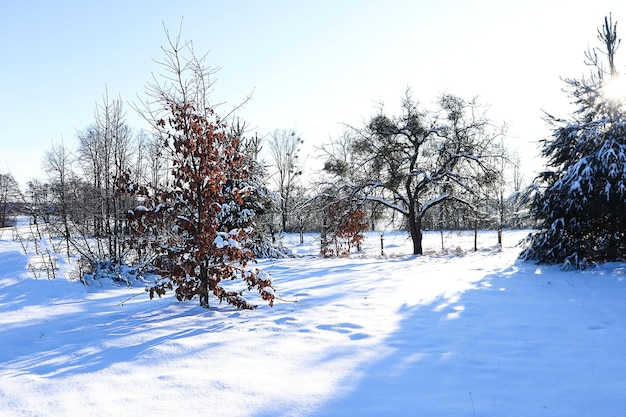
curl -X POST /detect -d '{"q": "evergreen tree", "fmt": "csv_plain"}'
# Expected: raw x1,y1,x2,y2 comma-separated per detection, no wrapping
521,15,626,266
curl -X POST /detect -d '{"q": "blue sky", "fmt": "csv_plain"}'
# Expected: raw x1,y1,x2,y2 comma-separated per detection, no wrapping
2,0,626,187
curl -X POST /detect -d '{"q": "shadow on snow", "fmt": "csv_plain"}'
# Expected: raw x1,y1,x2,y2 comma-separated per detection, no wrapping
304,261,626,417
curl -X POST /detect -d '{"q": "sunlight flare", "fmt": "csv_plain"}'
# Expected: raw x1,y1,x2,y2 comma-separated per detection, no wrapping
602,75,626,102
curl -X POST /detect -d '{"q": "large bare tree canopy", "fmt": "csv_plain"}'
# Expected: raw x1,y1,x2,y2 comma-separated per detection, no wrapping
324,90,505,255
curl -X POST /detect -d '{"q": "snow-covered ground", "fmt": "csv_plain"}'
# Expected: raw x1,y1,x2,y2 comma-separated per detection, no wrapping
1,227,626,416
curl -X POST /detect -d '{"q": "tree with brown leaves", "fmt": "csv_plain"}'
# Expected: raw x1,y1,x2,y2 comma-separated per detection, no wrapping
121,26,274,309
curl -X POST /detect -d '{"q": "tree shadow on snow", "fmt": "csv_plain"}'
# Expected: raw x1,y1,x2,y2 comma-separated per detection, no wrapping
301,258,626,417
0,281,228,379
302,261,546,417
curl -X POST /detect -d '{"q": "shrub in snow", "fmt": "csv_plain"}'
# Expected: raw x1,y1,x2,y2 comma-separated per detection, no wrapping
319,199,368,258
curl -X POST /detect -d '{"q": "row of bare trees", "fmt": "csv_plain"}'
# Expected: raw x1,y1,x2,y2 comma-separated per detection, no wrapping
22,89,524,261
31,93,139,266
13,91,525,264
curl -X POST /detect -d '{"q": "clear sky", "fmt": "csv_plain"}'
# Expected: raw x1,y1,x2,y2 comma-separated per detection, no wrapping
2,0,626,188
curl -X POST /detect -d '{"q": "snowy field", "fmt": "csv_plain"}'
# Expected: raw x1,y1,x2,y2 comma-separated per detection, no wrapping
1,227,626,416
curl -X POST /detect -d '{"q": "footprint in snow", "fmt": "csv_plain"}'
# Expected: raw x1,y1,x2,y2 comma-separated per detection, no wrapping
316,323,371,340
274,316,297,325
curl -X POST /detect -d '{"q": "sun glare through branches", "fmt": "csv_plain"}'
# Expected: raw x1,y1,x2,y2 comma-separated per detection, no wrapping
602,75,626,102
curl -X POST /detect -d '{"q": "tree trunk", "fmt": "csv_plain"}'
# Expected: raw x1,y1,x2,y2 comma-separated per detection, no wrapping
498,190,504,249
474,225,478,252
408,211,423,255
281,208,287,234
196,184,209,308
440,229,444,252
0,201,6,228
199,265,210,308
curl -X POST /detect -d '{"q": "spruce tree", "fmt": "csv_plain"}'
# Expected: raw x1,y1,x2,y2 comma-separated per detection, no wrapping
521,15,626,266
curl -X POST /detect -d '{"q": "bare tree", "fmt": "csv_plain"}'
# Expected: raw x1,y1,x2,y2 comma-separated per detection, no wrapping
77,91,134,262
0,172,21,228
267,129,304,233
326,90,504,255
43,140,77,258
25,179,53,225
133,130,171,188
